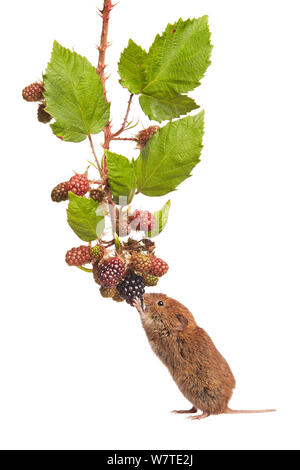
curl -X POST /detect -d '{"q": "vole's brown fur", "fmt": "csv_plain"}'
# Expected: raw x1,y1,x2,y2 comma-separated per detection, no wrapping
135,293,275,420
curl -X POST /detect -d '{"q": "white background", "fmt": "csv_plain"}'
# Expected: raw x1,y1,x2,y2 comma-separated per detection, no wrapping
0,0,299,450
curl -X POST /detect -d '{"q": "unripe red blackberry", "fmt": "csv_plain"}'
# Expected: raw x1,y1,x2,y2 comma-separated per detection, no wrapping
90,244,105,262
65,245,91,266
51,182,69,202
131,252,152,274
150,256,169,277
143,273,159,287
100,286,116,298
90,188,105,203
22,82,44,102
37,103,52,123
67,174,89,196
130,210,156,232
136,126,159,150
97,257,126,288
116,270,145,305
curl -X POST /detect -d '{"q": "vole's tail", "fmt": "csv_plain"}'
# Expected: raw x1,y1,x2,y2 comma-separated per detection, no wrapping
225,407,276,414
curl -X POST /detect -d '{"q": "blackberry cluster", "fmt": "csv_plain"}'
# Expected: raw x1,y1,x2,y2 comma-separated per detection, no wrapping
116,271,145,305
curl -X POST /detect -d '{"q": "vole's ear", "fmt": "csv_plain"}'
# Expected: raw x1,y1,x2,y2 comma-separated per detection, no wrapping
173,313,189,331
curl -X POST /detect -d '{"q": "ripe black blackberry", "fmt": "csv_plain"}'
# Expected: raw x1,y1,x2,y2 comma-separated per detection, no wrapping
90,188,105,203
22,82,44,102
116,271,145,305
51,182,69,202
97,257,125,288
37,103,52,123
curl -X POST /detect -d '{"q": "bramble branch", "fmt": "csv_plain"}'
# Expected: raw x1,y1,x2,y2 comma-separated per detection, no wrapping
112,93,134,138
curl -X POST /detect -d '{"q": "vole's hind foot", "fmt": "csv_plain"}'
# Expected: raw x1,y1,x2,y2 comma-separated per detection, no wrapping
187,411,209,421
172,406,197,414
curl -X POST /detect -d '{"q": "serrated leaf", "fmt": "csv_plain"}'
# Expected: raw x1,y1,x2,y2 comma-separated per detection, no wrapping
146,200,171,238
139,93,199,122
118,17,212,121
118,40,147,94
44,41,110,142
142,17,212,97
105,150,136,205
67,193,105,241
134,112,204,196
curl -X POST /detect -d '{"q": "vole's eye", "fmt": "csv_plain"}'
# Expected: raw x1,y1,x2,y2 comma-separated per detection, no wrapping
158,300,164,306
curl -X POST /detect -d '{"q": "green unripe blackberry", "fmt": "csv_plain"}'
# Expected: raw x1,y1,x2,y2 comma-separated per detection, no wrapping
143,274,159,287
90,244,105,262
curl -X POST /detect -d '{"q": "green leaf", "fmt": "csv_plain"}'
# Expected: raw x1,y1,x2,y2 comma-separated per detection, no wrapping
118,17,212,121
67,193,105,241
134,112,204,196
139,93,199,122
118,40,147,94
142,17,212,97
44,41,110,142
105,150,136,205
146,200,171,238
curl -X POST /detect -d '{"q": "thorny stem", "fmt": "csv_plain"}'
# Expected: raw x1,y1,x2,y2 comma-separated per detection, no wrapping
96,1,134,154
96,0,113,154
96,0,135,241
88,134,102,176
112,93,134,138
112,137,137,142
